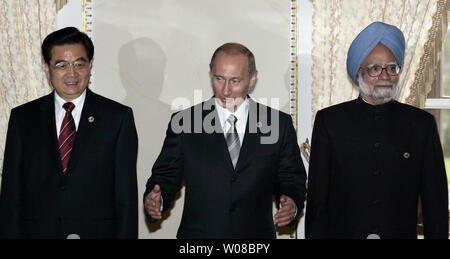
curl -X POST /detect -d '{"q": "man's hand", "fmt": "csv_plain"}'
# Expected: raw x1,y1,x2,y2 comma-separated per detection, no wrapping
144,184,162,220
274,195,297,227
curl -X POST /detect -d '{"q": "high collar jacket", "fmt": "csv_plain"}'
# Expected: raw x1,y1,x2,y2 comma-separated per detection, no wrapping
306,97,448,239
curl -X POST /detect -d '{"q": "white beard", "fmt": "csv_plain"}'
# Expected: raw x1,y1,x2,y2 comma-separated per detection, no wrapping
359,75,397,105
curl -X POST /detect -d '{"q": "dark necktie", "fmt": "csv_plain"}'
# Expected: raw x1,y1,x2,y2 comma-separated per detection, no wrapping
225,115,240,169
59,102,76,175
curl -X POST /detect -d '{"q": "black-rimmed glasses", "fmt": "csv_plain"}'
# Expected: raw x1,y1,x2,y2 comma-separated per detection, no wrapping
361,64,400,77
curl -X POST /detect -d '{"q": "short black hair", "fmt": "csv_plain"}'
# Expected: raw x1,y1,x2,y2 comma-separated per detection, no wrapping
209,42,256,75
41,27,94,64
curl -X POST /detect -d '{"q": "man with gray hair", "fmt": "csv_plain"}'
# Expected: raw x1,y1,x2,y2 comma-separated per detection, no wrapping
305,21,448,239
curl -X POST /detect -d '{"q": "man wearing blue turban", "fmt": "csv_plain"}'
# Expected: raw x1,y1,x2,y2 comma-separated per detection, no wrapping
306,22,448,239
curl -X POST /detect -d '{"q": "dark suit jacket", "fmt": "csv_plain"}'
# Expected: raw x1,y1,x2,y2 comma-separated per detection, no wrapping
144,98,307,239
0,89,138,239
306,97,449,239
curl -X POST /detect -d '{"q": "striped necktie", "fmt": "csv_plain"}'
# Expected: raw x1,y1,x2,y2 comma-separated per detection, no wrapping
59,102,76,175
225,115,240,169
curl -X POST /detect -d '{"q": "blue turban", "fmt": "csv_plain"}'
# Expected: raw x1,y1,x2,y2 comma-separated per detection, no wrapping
346,21,405,86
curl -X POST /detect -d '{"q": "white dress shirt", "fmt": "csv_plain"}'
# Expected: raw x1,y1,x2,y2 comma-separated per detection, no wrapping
214,98,249,145
54,90,86,138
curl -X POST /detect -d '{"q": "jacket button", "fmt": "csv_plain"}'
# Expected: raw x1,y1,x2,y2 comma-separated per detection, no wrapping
367,234,380,239
373,170,380,175
60,185,67,191
374,143,381,148
66,234,80,239
231,176,237,182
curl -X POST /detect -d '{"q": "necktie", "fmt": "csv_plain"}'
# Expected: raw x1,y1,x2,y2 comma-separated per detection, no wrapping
59,102,76,175
225,115,240,169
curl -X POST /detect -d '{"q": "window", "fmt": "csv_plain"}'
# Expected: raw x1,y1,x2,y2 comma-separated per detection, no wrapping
425,23,450,186
422,24,450,237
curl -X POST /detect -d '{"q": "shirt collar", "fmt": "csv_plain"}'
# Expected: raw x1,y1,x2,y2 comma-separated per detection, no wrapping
357,95,393,115
54,89,87,112
214,97,249,129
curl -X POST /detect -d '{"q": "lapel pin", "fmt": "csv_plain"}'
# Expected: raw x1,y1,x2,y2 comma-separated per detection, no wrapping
256,122,262,128
88,116,95,123
403,152,410,159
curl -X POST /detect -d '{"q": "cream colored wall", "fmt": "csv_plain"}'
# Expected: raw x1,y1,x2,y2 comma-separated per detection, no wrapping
61,0,300,238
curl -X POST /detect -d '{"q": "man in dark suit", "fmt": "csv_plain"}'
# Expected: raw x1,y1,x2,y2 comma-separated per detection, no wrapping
305,22,449,239
144,43,307,239
0,27,138,239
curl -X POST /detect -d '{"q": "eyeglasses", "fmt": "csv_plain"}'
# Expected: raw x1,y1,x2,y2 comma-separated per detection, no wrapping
53,61,89,71
361,64,400,77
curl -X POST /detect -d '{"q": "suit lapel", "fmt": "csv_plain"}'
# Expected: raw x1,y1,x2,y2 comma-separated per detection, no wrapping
66,89,100,174
199,98,263,173
234,99,259,172
39,91,63,174
202,99,235,172
209,132,235,171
